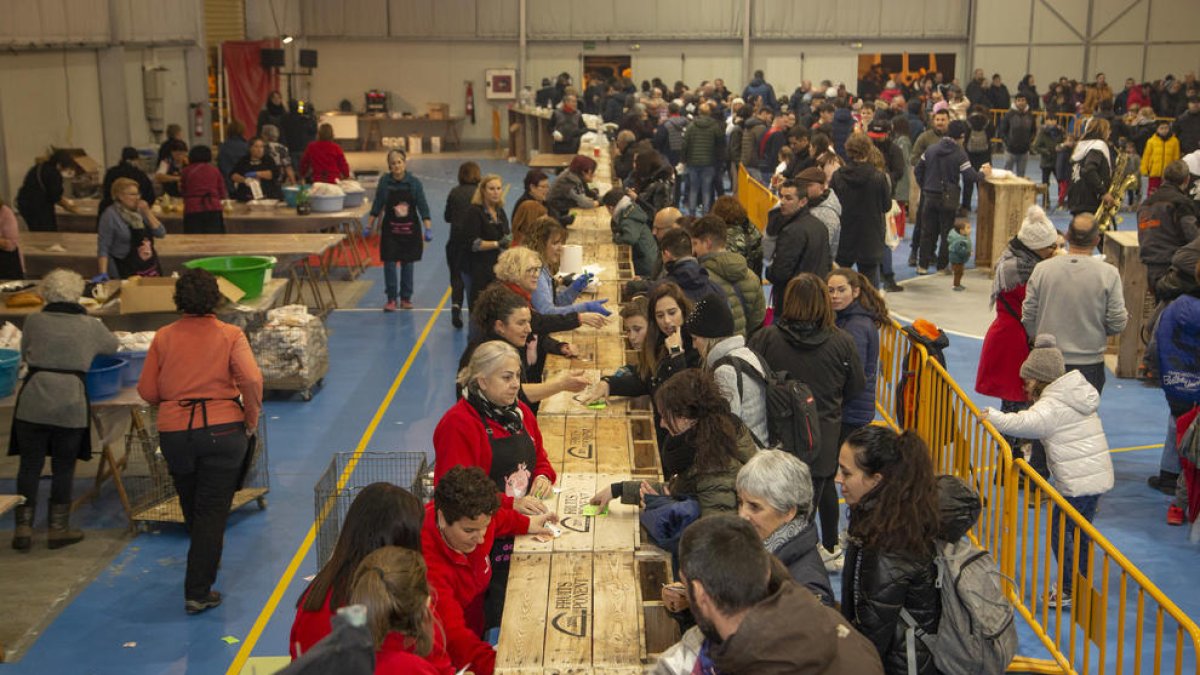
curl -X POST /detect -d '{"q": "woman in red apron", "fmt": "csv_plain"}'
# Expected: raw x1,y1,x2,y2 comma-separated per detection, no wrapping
368,150,432,311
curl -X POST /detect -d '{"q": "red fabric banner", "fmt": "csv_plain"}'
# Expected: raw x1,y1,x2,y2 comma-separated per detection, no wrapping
221,40,280,139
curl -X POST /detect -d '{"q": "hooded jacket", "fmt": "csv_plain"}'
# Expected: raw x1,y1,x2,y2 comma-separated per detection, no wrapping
739,116,769,165
700,250,766,336
1031,124,1065,169
1141,132,1181,178
655,114,690,164
765,207,831,314
976,239,1042,401
808,188,843,259
712,560,885,675
633,162,677,217
682,114,723,167
835,300,880,426
663,257,725,303
749,320,865,476
1067,139,1112,214
742,77,778,112
611,197,659,277
986,370,1115,497
1155,292,1200,406
545,170,597,223
1138,182,1199,268
914,137,986,194
831,161,891,266
706,335,769,444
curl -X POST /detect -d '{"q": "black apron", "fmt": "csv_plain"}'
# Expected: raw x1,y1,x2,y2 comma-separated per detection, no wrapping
473,402,537,631
379,182,423,263
171,397,255,488
7,366,93,461
114,224,162,279
0,247,23,280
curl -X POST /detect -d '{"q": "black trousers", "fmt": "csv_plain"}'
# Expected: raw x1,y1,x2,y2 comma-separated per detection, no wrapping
1066,362,1106,395
183,210,226,235
14,419,87,506
1001,399,1049,479
445,241,470,309
963,152,989,208
160,422,247,601
919,197,956,270
810,474,840,552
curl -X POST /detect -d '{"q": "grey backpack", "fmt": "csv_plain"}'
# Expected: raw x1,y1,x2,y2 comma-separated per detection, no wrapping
901,538,1017,675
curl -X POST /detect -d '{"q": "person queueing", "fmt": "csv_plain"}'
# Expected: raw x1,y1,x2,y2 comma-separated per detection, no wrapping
421,465,557,675
435,340,560,635
836,425,942,674
444,161,481,329
368,149,432,311
290,483,425,656
348,547,453,674
9,269,118,551
137,269,264,614
97,177,166,280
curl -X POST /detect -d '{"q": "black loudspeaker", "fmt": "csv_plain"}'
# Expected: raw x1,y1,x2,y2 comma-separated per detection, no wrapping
299,49,318,69
261,48,285,68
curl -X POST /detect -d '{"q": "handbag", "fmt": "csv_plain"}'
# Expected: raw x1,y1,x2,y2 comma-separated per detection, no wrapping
938,178,961,211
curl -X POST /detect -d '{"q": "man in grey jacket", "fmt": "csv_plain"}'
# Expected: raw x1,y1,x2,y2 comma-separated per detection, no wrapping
686,294,769,446
1022,213,1128,394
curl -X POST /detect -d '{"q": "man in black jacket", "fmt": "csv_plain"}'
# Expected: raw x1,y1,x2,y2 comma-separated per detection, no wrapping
658,228,725,303
1139,161,1199,296
1000,93,1036,178
914,120,993,273
1173,95,1200,155
765,180,831,316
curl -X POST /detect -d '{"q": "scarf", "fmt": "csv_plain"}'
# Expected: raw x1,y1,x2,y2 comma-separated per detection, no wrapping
991,237,1042,306
115,202,145,230
43,301,87,315
762,517,807,555
502,281,531,303
466,385,524,435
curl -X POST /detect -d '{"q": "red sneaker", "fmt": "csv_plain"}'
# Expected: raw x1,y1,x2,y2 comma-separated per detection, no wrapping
383,300,397,312
1167,505,1185,526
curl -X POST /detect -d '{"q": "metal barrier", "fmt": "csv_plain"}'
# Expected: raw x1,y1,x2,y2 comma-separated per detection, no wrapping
735,163,776,233
877,318,1200,674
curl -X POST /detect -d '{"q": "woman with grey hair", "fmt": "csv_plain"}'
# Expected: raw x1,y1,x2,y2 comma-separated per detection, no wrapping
259,124,296,184
9,269,118,551
736,449,834,605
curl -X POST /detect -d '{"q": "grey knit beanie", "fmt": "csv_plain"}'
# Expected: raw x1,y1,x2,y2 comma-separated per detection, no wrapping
1019,334,1066,382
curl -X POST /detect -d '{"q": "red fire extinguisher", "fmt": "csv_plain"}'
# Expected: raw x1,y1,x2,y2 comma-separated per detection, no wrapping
193,104,205,138
466,82,476,125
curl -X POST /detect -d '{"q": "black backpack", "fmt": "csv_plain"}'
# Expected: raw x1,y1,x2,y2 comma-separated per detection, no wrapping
714,350,822,465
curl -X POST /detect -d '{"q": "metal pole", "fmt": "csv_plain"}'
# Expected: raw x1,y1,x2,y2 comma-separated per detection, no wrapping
742,0,751,89
519,0,527,94
1082,0,1095,81
217,43,226,143
965,0,977,81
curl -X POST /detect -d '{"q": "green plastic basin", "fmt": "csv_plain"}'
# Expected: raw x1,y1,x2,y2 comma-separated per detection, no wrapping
183,256,277,299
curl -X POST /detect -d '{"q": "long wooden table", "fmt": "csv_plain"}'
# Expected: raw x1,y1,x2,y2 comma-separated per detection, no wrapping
496,141,680,673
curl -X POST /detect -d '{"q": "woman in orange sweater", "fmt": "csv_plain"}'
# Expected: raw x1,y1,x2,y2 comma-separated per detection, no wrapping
137,268,264,614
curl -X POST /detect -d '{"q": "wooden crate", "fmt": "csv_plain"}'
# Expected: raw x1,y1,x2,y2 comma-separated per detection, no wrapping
635,552,681,661
538,415,643,475
976,176,1037,268
514,472,640,554
544,336,627,376
1103,230,1153,378
495,552,644,673
537,373,653,418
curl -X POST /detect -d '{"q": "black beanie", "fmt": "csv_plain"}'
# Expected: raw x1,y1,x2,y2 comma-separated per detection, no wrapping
687,294,735,338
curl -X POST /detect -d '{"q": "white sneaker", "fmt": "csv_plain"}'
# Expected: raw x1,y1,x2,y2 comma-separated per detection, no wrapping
1047,588,1072,609
821,544,844,572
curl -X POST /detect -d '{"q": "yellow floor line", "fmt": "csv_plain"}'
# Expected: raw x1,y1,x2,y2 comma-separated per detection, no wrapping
1110,443,1164,454
226,287,451,675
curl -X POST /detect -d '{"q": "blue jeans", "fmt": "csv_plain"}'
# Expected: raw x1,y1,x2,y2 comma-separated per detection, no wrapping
1051,493,1100,596
687,165,716,215
1161,414,1181,473
383,261,414,301
1005,152,1029,178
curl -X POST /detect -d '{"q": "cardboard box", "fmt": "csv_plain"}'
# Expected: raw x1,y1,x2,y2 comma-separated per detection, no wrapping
118,276,244,314
429,136,442,153
407,135,423,154
427,102,449,119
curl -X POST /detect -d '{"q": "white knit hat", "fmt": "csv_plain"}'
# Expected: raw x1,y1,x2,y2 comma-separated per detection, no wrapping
1017,205,1058,250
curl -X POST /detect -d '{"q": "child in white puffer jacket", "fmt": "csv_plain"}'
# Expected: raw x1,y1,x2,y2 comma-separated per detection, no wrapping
983,334,1113,609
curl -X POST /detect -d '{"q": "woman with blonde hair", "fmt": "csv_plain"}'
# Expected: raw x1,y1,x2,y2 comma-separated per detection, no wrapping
348,546,450,674
493,246,606,333
368,149,432,311
524,216,610,318
463,174,510,309
97,176,166,279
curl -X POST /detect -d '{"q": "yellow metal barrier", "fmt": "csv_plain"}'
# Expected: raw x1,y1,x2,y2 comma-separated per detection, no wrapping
876,318,1200,675
735,163,776,233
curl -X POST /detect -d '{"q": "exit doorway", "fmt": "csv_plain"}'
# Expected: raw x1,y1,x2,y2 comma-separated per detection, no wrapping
583,55,632,86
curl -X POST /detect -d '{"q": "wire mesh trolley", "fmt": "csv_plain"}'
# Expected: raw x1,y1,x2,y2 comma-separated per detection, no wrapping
313,451,433,569
124,409,270,531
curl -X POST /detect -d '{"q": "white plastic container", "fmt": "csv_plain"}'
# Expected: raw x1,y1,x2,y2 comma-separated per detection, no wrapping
407,135,423,154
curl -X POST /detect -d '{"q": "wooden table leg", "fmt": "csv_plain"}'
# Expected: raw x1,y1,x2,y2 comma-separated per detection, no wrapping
71,409,135,524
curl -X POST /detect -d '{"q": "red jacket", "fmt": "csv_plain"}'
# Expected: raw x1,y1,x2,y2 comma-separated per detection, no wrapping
289,586,455,671
432,398,555,509
180,162,226,214
300,140,350,184
976,284,1031,402
421,501,528,675
376,631,451,675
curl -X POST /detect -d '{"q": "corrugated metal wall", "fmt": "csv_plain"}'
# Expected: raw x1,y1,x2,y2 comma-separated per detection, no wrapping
205,0,245,47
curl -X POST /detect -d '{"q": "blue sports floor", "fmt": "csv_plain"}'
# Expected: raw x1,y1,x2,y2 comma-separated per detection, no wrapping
0,158,1194,674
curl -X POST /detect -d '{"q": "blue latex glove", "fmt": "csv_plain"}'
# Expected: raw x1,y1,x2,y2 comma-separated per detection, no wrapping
91,273,109,283
361,224,373,238
581,299,611,316
423,228,434,242
569,272,593,293
244,171,258,179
